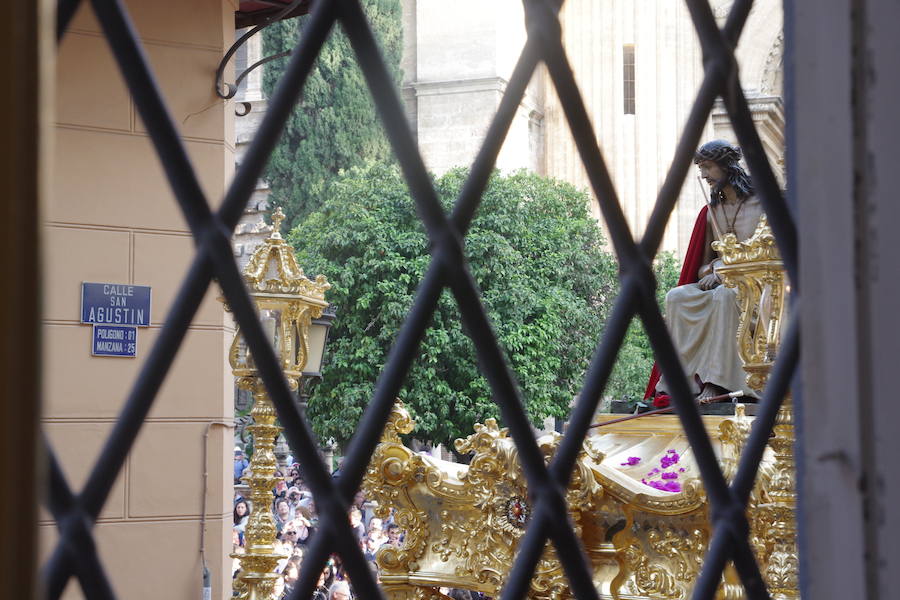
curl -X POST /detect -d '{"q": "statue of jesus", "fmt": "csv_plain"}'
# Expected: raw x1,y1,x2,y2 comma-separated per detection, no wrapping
648,140,765,402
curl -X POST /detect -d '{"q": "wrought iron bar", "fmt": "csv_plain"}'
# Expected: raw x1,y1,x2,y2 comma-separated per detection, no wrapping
637,286,770,600
44,440,116,600
337,0,548,503
337,2,602,597
639,0,753,257
517,3,770,596
44,0,802,598
684,0,798,283
689,321,798,600
45,0,346,595
288,29,549,600
56,0,82,41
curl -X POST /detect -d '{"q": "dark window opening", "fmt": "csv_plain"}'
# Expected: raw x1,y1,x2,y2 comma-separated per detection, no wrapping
623,44,635,115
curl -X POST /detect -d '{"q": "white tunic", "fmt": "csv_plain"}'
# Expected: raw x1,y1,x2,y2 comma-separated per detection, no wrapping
657,197,764,398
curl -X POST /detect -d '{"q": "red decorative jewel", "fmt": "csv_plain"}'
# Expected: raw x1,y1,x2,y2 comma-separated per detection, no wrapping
505,497,530,528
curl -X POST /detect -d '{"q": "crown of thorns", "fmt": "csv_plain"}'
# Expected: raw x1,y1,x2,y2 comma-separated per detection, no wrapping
694,140,743,166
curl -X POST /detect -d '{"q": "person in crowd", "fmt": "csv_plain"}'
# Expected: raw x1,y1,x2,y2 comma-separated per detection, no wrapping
332,553,348,582
274,538,292,574
362,535,380,562
312,563,334,600
367,559,380,585
298,516,314,545
233,446,249,484
288,462,304,488
385,523,402,548
273,477,289,500
280,522,301,550
287,486,303,513
366,518,386,547
290,544,304,563
231,539,245,579
282,561,300,597
274,497,294,534
298,495,318,524
272,573,286,600
233,498,250,543
351,490,371,526
349,508,366,541
327,580,352,600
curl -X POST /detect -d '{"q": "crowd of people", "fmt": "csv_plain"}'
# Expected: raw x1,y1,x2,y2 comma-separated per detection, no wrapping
232,448,405,600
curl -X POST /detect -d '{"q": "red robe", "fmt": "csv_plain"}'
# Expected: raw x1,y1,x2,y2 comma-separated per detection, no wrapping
643,205,709,400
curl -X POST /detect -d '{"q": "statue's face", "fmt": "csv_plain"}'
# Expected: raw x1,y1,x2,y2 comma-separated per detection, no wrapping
697,159,726,189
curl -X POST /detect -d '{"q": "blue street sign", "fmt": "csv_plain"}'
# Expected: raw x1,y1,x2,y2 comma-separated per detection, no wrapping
92,325,137,357
81,282,151,327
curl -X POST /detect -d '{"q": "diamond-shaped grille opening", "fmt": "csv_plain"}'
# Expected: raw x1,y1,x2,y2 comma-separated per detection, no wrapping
46,0,797,599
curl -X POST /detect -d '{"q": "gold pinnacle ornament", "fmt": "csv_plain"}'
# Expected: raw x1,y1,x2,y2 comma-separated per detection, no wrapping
224,208,330,600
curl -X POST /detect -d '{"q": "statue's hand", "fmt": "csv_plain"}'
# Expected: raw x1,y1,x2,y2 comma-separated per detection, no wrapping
698,273,721,291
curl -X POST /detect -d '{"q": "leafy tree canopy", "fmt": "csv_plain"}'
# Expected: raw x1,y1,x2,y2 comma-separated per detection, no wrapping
262,0,402,231
289,165,624,447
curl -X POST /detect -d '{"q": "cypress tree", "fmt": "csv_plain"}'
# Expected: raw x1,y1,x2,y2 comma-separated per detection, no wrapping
262,1,403,231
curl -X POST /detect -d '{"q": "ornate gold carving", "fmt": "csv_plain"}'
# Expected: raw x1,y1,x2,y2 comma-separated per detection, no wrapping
383,401,415,443
364,402,430,577
716,214,799,599
367,404,800,600
756,396,800,600
230,380,287,600
714,214,781,265
624,538,681,598
242,208,330,301
366,217,799,599
714,215,789,393
646,528,706,582
224,208,331,600
609,504,709,600
366,406,600,599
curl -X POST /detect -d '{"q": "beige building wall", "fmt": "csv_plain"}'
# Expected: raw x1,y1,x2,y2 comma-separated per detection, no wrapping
43,1,236,598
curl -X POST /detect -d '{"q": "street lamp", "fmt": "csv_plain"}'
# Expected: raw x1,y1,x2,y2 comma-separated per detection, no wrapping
226,207,330,600
297,303,336,415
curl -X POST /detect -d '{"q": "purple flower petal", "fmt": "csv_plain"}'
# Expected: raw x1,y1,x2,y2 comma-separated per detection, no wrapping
643,478,681,493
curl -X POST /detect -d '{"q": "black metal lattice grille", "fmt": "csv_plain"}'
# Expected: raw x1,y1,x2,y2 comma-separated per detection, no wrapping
45,0,798,599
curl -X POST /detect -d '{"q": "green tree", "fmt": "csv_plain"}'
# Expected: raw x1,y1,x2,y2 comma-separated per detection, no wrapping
288,165,621,447
262,1,402,231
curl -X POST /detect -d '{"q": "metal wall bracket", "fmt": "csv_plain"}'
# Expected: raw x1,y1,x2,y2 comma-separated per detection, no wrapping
215,0,304,100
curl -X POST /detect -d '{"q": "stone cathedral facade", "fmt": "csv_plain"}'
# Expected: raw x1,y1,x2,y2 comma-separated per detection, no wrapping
400,0,784,256
234,0,784,258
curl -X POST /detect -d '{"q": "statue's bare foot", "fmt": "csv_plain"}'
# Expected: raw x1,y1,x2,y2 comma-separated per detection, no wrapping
697,382,729,403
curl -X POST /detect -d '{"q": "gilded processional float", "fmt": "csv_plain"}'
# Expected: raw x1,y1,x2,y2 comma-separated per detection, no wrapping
364,216,797,600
